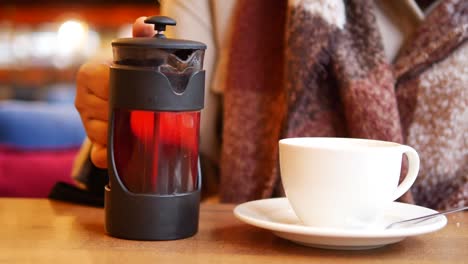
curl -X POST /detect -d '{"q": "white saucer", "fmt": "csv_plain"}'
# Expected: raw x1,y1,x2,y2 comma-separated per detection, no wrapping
233,198,447,250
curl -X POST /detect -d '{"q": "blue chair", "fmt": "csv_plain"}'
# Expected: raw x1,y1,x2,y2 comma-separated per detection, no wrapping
0,100,85,149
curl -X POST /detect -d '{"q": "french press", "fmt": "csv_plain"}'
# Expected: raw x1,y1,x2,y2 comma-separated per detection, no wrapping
105,16,206,240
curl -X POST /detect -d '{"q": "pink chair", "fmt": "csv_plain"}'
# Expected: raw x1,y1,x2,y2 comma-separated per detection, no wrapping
0,145,78,197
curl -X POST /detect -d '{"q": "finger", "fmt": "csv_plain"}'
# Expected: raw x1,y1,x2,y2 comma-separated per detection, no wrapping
83,119,108,147
76,62,109,100
133,16,156,37
91,143,107,169
75,94,109,121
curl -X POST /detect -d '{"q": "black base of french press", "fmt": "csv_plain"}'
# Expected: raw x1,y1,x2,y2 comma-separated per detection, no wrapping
104,185,200,241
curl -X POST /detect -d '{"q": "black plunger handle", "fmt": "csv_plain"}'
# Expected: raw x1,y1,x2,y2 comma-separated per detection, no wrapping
144,16,176,38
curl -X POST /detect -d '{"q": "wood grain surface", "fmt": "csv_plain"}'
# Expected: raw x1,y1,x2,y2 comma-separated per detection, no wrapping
1,198,466,263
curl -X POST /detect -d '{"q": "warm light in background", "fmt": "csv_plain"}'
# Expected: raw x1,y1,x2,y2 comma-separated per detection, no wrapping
11,30,32,61
55,20,101,68
0,3,157,70
57,20,86,57
0,3,158,101
0,20,101,69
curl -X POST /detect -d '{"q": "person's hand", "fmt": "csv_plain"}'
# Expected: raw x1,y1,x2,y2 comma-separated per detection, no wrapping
75,17,155,168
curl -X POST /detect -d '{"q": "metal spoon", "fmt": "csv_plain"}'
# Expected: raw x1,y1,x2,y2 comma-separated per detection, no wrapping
386,206,468,229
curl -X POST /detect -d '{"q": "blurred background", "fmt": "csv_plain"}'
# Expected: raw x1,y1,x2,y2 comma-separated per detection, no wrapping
0,0,158,101
0,0,159,197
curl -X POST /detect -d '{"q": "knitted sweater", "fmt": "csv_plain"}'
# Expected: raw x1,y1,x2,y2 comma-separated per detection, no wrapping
220,0,467,210
395,0,467,209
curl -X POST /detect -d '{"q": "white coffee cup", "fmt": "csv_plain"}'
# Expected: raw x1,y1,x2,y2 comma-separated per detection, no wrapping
279,137,420,229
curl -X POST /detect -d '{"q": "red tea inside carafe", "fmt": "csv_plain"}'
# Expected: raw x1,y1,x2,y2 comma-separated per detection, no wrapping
113,109,200,194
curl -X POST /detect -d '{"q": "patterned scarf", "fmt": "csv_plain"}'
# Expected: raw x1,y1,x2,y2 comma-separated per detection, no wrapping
220,0,467,210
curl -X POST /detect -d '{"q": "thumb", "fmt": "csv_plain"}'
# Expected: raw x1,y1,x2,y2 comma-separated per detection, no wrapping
132,16,156,37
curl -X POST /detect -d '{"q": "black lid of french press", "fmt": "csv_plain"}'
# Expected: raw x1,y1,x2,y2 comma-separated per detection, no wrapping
112,16,207,50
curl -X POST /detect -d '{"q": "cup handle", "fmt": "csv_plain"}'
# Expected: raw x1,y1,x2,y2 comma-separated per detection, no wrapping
391,145,420,201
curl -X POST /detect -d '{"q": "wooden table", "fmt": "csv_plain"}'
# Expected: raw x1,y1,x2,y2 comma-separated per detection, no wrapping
1,198,467,263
